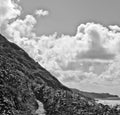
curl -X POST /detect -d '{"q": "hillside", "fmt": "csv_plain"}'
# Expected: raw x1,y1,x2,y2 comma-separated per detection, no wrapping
0,34,120,115
72,89,120,100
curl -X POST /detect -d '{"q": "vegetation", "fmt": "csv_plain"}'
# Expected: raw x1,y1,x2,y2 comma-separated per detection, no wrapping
34,84,120,115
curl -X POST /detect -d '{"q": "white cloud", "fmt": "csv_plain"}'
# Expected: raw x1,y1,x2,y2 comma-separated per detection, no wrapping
6,15,37,43
99,55,120,83
35,9,49,16
5,22,120,87
58,70,97,83
35,23,120,86
5,15,38,58
109,25,120,32
76,23,118,61
0,0,21,27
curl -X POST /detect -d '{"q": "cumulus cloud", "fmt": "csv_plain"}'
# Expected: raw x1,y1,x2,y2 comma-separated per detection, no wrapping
58,70,97,83
0,0,21,27
6,15,37,41
109,25,120,32
33,23,120,86
35,9,49,16
99,55,120,84
76,23,118,61
5,15,38,58
5,21,120,87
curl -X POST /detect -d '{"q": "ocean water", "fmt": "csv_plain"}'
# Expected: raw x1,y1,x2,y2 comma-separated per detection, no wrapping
97,99,120,106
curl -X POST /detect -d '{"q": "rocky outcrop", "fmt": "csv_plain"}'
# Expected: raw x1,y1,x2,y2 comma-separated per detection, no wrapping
0,34,120,115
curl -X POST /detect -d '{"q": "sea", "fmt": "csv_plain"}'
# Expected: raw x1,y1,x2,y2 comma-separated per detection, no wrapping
96,99,120,106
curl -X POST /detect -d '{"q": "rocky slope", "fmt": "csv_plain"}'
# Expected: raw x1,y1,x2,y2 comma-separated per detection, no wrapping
0,34,120,115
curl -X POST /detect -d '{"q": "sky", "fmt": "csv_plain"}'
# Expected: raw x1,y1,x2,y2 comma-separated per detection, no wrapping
0,0,120,96
19,0,120,36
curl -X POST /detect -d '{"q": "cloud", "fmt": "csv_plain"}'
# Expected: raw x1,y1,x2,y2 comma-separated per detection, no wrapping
109,25,120,32
35,9,49,16
0,0,21,27
6,15,36,40
5,22,120,86
76,23,117,61
5,15,38,58
99,55,120,84
34,23,120,86
58,70,97,83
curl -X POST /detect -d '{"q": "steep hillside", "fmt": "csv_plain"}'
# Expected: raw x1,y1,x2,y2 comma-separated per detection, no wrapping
0,34,120,115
